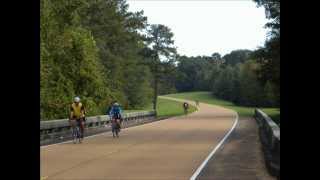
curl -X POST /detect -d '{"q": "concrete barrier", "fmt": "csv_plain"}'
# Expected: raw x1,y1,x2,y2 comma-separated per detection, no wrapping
254,109,280,178
40,111,156,146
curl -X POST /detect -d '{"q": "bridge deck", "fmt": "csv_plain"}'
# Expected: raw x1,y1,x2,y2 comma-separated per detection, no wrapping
41,98,236,180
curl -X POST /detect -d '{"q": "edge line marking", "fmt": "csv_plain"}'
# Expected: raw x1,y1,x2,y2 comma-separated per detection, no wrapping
189,112,239,180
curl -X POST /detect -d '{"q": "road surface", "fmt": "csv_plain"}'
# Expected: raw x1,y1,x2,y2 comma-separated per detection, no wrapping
41,97,237,180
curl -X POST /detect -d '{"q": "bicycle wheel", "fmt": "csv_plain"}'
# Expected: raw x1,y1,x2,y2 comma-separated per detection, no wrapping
72,127,77,144
76,126,81,143
116,128,119,138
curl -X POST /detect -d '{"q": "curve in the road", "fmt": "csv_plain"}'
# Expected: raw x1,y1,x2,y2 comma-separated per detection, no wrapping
41,97,238,180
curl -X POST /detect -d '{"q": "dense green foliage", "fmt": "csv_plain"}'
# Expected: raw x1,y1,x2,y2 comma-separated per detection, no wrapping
41,0,154,120
173,50,278,107
41,0,279,120
223,49,252,66
252,0,280,105
175,55,220,92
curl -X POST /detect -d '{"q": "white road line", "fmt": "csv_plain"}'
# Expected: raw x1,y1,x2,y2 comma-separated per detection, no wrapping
189,112,239,180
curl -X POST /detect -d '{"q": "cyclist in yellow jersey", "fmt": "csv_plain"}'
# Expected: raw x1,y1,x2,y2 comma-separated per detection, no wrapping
69,97,86,141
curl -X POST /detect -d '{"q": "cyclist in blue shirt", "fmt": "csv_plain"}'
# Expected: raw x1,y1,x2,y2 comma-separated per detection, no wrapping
109,101,123,137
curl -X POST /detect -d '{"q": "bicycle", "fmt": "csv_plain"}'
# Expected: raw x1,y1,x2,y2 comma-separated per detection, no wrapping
184,108,188,115
183,102,189,115
70,119,82,143
111,118,121,138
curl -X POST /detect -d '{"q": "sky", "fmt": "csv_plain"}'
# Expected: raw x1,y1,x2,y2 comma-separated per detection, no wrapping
127,0,269,57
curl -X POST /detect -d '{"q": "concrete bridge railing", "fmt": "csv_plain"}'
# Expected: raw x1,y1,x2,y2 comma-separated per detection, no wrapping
40,111,156,146
254,109,280,178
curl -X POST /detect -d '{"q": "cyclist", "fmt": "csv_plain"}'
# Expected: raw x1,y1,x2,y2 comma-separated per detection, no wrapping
196,100,199,107
109,101,123,138
183,102,189,115
69,96,86,142
106,101,114,121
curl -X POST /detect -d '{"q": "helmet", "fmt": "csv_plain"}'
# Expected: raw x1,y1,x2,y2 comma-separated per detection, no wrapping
114,102,119,106
74,96,80,103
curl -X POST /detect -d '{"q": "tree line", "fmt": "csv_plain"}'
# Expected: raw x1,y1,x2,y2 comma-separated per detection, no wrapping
174,50,278,107
172,0,280,107
41,0,279,120
41,0,153,119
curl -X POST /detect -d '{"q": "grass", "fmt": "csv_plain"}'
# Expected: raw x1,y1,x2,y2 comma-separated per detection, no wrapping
165,91,280,125
156,98,197,118
261,108,280,126
126,98,197,118
41,97,196,121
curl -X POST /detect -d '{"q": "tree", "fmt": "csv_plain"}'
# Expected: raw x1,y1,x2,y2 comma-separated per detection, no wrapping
264,80,277,107
211,53,221,61
40,0,112,119
252,0,280,106
145,24,177,110
174,55,220,92
238,60,265,106
212,66,237,101
40,0,153,119
209,64,222,92
223,49,252,66
253,0,280,37
124,64,153,108
80,0,154,109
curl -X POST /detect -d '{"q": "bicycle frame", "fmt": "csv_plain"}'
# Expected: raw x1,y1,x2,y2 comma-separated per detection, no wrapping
70,119,82,143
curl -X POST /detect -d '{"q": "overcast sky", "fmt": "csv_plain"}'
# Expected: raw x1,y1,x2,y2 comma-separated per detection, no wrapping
127,0,269,57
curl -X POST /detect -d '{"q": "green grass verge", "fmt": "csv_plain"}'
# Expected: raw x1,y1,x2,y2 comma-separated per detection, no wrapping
165,91,280,125
260,108,280,126
156,98,197,118
126,97,197,118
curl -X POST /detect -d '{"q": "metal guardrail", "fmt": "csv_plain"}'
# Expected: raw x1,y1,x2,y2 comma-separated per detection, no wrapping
40,111,156,145
254,109,280,178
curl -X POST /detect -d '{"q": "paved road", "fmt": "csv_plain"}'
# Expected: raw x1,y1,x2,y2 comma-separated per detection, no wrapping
41,97,237,180
197,117,275,180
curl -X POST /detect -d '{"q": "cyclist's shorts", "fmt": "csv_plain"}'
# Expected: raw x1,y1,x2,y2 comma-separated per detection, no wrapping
113,113,122,120
69,119,77,127
76,118,84,126
112,122,120,129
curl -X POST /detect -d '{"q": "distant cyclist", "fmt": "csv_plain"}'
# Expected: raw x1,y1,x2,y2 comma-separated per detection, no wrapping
183,102,189,115
195,100,199,107
69,96,86,142
109,101,123,138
